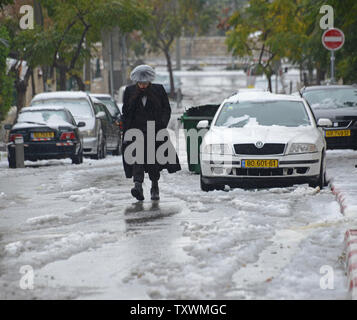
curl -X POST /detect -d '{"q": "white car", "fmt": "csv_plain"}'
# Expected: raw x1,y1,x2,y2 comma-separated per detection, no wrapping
198,91,332,191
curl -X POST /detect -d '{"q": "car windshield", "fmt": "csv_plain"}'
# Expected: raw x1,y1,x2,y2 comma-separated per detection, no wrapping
303,88,357,109
215,100,311,128
94,97,119,117
32,99,93,118
18,110,70,124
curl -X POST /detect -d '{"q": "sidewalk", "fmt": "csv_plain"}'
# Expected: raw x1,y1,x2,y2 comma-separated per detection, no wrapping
326,150,357,299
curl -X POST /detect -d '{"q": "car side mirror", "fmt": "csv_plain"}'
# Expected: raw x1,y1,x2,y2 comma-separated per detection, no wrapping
4,124,12,130
96,111,106,119
317,118,333,127
77,121,86,128
197,120,210,129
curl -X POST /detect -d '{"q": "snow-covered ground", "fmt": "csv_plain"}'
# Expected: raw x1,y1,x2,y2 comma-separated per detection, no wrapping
0,69,355,300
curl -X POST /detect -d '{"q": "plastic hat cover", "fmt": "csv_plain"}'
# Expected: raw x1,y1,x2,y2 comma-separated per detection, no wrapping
130,65,156,83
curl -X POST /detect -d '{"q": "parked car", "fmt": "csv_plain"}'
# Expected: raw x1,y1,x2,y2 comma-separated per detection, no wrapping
91,97,122,156
30,91,106,159
90,93,122,119
198,91,330,191
5,106,85,168
300,85,357,150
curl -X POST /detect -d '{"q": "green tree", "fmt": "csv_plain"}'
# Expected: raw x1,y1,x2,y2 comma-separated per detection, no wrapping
40,0,148,90
141,0,186,98
141,0,215,98
226,0,306,91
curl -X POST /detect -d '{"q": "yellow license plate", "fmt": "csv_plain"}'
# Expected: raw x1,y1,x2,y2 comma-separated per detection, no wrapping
325,130,351,137
33,132,55,139
242,159,279,168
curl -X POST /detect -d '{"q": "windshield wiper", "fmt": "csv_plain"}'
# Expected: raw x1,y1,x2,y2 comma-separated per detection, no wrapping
343,101,357,107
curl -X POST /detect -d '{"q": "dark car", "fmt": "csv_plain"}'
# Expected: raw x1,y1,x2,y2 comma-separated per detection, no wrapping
92,98,122,156
300,85,357,150
5,106,85,168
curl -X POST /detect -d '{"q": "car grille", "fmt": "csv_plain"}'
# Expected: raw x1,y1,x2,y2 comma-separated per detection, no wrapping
235,167,309,176
326,135,357,149
233,143,286,155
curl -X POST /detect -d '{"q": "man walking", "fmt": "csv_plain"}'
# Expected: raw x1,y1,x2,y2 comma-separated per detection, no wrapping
122,65,181,201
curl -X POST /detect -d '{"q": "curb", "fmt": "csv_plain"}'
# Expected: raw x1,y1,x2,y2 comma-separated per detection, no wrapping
344,230,357,300
330,182,357,299
331,184,347,214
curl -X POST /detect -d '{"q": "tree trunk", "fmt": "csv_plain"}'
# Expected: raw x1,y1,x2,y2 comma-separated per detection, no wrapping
14,67,32,114
73,74,85,91
267,75,272,93
163,48,175,99
58,67,67,90
31,69,36,97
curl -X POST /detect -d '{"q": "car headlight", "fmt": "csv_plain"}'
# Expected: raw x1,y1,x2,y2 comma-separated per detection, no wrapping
288,143,317,154
204,144,232,155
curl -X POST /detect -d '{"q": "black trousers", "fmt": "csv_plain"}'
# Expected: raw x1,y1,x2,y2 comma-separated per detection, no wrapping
133,163,160,183
132,131,160,183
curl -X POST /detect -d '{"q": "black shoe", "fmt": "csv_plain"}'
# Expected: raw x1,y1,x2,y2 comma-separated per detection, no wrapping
131,182,144,201
151,187,160,201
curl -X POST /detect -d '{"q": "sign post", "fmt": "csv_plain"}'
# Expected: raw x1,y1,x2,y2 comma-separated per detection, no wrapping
322,28,345,83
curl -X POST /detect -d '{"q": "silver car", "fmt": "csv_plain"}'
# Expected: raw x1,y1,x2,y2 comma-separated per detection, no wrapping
30,91,106,159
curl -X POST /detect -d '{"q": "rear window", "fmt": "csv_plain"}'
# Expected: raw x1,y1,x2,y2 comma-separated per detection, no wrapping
32,99,93,118
18,110,70,124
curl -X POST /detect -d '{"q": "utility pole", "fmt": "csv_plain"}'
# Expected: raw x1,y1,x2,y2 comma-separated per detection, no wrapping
176,37,181,70
108,31,114,96
121,33,127,86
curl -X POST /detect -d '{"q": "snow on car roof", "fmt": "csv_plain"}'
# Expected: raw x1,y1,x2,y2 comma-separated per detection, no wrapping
21,105,69,112
90,93,112,98
31,91,89,101
90,97,105,104
225,91,305,103
302,85,354,91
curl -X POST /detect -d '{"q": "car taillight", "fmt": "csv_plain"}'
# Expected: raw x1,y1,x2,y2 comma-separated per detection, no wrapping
60,132,76,140
9,133,23,143
118,121,123,130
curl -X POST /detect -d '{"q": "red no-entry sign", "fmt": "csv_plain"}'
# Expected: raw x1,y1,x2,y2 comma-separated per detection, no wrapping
322,28,345,51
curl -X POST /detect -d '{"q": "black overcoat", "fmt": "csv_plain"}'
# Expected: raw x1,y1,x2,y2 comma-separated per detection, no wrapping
122,83,181,179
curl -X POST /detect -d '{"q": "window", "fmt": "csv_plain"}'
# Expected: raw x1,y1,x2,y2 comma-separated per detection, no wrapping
32,99,93,118
18,110,69,124
215,100,311,128
303,88,357,109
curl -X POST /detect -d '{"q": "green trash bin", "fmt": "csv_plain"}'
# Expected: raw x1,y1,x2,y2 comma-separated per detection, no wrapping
179,104,220,174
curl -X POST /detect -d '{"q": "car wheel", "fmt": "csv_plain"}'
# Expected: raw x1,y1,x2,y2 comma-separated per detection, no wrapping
101,137,107,159
72,148,83,165
309,153,326,189
112,137,122,156
200,175,215,192
92,133,103,160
